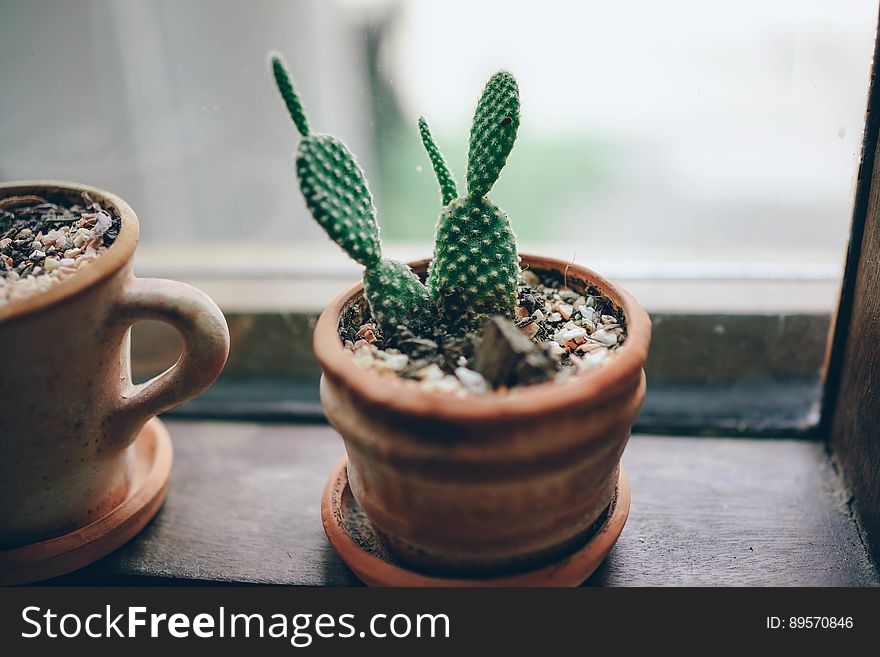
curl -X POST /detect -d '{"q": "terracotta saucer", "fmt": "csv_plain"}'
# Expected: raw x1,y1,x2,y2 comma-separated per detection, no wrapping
0,417,172,585
321,456,630,586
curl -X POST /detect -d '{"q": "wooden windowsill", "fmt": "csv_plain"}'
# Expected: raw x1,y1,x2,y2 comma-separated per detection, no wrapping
49,421,879,586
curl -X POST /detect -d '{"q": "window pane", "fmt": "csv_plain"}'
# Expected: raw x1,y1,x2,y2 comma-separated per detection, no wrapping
2,0,877,434
2,0,875,280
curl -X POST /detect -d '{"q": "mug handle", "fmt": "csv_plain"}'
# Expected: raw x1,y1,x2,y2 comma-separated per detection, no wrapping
107,277,230,444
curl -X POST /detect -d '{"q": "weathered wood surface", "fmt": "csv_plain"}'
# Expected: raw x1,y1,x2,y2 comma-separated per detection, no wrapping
825,36,880,567
54,421,878,586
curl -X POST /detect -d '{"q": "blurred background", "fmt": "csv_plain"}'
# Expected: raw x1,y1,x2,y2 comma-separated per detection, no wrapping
1,0,876,297
2,0,877,432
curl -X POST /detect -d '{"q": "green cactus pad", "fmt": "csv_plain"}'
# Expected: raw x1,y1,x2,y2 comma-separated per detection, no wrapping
271,51,435,336
364,259,433,334
466,71,520,198
428,196,519,320
270,53,310,137
296,134,382,268
418,116,458,206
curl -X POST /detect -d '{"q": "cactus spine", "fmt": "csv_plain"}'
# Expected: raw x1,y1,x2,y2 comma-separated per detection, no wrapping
271,53,431,335
424,72,521,322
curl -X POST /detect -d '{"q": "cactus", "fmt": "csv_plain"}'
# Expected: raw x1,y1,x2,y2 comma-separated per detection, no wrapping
418,117,458,206
423,72,521,322
271,53,432,335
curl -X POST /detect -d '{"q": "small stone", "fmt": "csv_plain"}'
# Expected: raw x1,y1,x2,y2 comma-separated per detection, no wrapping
601,314,617,325
546,341,565,357
532,309,544,322
63,248,81,259
515,305,530,319
579,319,597,333
44,229,64,247
554,325,587,345
578,348,611,369
422,375,463,394
16,228,32,239
380,353,409,371
351,348,377,368
578,304,598,323
455,367,488,393
93,212,112,237
591,329,618,346
521,321,540,339
73,228,91,248
43,257,60,272
556,302,574,320
577,342,605,354
29,250,46,260
416,364,446,381
547,312,562,323
356,323,377,343
59,258,76,267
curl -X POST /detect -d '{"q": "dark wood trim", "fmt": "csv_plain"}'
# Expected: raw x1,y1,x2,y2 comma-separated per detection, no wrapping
823,9,880,566
48,422,879,586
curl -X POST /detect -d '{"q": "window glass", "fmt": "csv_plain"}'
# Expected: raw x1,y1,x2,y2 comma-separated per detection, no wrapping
2,0,877,432
1,0,875,286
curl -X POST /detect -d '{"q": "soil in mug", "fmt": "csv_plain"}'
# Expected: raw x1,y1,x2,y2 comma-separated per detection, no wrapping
0,192,121,307
339,266,627,395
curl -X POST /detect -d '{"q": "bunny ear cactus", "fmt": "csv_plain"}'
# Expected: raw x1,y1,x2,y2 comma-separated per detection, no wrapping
270,53,432,336
418,116,459,206
423,72,521,323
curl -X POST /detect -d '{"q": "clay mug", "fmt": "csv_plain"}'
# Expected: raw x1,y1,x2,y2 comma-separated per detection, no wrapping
0,181,230,549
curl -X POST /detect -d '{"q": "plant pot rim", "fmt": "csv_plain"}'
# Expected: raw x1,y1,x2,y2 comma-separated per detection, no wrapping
313,253,652,422
0,180,138,326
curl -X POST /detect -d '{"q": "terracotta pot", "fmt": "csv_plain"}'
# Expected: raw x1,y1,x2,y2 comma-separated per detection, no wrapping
0,181,230,549
315,255,651,576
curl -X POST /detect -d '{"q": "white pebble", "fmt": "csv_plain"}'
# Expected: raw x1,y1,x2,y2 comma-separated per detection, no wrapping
380,353,409,371
574,348,611,372
546,342,565,357
578,304,598,323
422,376,464,394
554,326,587,345
591,329,618,346
416,364,446,381
557,303,574,320
43,257,60,272
455,367,488,392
